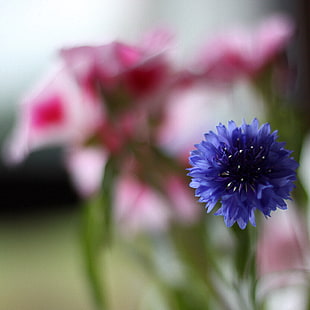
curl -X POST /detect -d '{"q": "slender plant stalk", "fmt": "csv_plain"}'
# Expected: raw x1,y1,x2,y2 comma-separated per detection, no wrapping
80,157,117,310
81,197,107,310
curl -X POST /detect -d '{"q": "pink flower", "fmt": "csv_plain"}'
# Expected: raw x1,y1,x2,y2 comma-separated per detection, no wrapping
257,206,310,277
4,29,202,237
60,42,142,95
253,14,294,71
5,33,171,163
114,174,171,234
60,32,173,102
65,147,107,198
256,206,310,299
4,64,103,163
164,175,201,224
156,84,214,163
114,175,199,235
123,56,170,97
193,14,294,85
57,30,176,155
30,94,65,129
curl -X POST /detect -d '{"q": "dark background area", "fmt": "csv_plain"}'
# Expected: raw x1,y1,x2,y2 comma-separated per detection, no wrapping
0,146,80,218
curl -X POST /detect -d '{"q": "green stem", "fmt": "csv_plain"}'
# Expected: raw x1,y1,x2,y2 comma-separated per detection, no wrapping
81,197,107,310
232,224,259,310
80,157,117,310
170,222,234,309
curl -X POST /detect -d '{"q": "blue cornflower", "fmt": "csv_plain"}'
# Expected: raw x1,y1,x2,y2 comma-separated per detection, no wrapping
188,118,298,229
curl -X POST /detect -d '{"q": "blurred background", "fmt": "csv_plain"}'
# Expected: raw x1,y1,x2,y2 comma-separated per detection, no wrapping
0,0,308,309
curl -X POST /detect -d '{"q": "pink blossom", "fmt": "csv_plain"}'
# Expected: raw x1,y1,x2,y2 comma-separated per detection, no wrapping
156,84,214,163
193,14,294,85
194,30,249,84
114,174,171,234
57,31,175,155
60,43,142,95
60,33,173,102
164,175,201,223
138,28,174,55
6,36,169,162
257,206,310,277
4,64,103,163
30,94,65,129
65,147,107,198
253,14,294,71
123,56,170,97
5,30,203,234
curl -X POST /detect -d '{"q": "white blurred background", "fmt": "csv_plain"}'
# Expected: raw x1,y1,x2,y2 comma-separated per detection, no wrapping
0,0,279,108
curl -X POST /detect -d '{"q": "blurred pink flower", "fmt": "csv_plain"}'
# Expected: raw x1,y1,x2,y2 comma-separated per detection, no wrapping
257,206,310,277
60,42,141,95
253,14,294,71
193,14,294,85
138,28,174,55
60,31,173,102
57,30,176,156
114,173,199,235
156,84,214,163
164,175,201,223
65,147,107,198
4,29,212,235
114,174,171,234
5,30,176,163
5,64,103,163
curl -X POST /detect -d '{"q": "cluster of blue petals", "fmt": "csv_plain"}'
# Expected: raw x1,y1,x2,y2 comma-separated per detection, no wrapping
188,118,298,229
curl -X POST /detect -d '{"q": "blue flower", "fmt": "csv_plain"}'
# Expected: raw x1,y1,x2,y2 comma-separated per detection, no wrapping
188,119,298,229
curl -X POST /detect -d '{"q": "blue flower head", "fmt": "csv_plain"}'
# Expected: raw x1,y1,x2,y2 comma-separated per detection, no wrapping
188,119,298,229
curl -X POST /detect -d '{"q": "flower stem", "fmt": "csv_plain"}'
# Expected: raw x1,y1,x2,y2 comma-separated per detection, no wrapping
232,224,259,310
80,157,117,310
81,197,107,310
